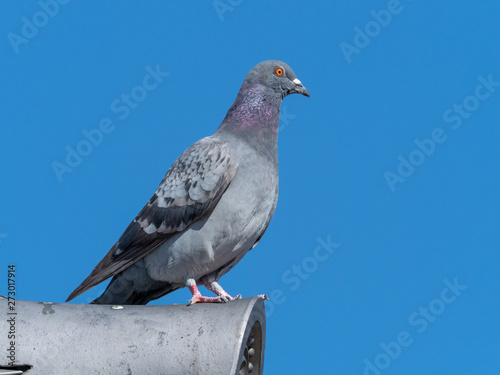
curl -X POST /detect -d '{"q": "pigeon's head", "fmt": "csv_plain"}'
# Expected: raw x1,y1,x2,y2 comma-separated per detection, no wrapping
245,60,310,99
219,60,309,137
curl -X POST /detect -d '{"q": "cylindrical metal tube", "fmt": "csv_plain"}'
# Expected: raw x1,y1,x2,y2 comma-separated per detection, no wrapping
0,297,265,375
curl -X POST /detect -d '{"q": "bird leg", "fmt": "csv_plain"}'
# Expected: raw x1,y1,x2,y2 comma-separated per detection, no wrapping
204,280,242,302
186,279,225,306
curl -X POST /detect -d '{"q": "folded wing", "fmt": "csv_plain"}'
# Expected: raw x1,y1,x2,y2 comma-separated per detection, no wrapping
66,137,238,301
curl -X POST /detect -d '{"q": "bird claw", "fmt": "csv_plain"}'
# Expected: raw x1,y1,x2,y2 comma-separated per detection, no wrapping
187,294,226,306
220,293,241,302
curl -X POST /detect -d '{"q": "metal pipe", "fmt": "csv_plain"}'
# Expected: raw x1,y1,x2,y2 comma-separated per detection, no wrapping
0,297,266,374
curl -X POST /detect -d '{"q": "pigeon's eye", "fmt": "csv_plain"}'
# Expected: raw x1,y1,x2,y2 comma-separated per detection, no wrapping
275,67,284,76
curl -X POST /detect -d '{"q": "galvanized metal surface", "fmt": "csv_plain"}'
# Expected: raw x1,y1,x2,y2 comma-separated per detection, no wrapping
0,297,265,374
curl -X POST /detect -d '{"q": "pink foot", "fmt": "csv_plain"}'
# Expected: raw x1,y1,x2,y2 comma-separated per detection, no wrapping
187,293,225,306
221,293,242,302
186,281,228,306
204,281,242,302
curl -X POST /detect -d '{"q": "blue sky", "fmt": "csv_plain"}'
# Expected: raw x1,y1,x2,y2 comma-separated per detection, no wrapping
1,1,499,374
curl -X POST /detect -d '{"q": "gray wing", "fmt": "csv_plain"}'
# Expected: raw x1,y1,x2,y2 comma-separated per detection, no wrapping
67,137,238,301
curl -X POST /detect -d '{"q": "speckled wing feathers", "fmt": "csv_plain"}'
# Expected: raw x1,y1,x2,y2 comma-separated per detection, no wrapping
66,137,237,301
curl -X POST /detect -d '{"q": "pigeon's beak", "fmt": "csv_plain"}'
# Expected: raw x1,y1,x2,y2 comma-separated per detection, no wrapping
292,78,310,97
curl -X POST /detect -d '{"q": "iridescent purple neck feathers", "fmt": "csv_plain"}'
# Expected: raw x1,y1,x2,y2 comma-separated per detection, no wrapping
215,60,308,160
217,83,282,134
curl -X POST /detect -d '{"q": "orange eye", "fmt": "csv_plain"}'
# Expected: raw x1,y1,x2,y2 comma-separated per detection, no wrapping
275,67,284,76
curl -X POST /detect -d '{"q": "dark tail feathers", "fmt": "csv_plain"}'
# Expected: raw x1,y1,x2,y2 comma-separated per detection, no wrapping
91,274,180,305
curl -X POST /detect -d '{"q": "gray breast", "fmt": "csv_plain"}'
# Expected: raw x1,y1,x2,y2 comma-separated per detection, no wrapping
143,144,278,284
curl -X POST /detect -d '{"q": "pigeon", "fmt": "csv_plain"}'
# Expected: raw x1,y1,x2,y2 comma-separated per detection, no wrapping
66,60,309,305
